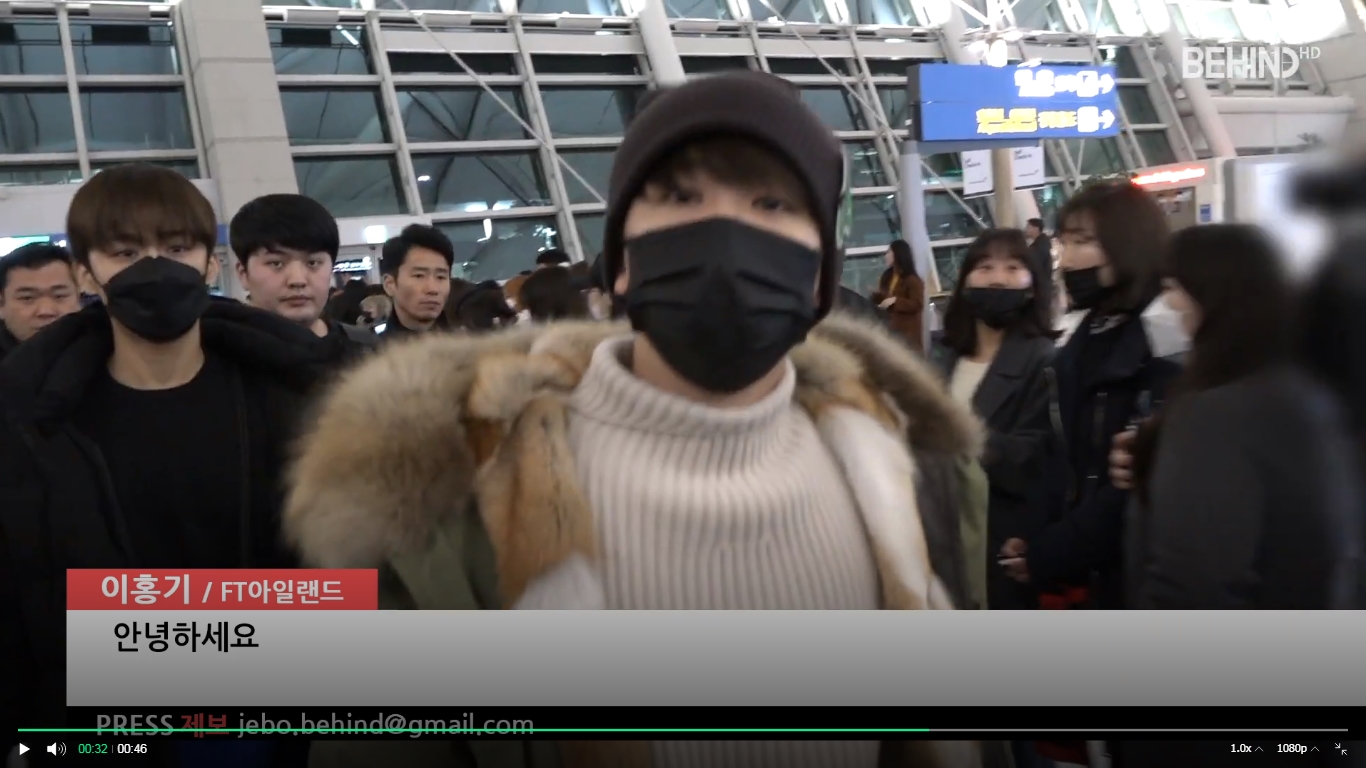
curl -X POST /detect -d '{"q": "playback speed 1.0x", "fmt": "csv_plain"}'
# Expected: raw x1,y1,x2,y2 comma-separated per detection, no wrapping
1231,743,1347,755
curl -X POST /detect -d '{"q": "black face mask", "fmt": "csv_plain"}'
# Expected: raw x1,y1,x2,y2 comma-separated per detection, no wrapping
625,218,820,394
101,257,211,342
1062,266,1113,312
961,287,1032,330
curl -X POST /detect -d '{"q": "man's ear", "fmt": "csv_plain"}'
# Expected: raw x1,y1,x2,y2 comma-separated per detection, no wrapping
205,252,222,286
382,273,397,298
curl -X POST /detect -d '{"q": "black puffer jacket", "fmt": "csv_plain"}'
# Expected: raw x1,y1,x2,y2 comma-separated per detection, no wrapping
0,324,18,363
1127,366,1363,609
0,299,346,734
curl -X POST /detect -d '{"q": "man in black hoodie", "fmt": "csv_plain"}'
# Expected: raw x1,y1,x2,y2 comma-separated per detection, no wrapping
0,164,348,742
231,193,378,361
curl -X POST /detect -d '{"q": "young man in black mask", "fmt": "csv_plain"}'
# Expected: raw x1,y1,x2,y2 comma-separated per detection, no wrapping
231,193,378,360
0,164,346,737
285,72,983,768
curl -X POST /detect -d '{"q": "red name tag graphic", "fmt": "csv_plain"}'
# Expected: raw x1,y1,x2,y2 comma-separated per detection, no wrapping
66,569,378,610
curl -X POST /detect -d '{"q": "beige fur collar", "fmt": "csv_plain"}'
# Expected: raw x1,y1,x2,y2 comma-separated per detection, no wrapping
286,313,982,600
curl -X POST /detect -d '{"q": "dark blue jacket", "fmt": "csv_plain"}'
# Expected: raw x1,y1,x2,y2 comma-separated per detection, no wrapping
1029,306,1181,608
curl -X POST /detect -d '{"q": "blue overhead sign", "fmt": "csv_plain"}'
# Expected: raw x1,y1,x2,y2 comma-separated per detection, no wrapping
909,63,1121,143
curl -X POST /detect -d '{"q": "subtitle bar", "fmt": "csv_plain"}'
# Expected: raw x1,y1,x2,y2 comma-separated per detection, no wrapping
66,608,1366,709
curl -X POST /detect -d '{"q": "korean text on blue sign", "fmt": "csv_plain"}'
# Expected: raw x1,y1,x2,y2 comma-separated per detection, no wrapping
909,63,1120,142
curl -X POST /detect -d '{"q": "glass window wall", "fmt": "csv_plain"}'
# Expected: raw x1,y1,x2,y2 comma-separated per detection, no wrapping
270,26,373,76
411,152,552,212
295,156,406,217
1,15,200,190
70,22,179,76
281,89,389,146
442,217,563,281
0,21,65,75
398,88,532,143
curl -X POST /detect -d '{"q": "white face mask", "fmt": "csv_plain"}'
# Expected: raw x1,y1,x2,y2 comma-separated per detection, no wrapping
1141,292,1192,359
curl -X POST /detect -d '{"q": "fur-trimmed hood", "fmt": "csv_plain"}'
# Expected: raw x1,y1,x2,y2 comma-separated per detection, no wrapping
286,313,982,608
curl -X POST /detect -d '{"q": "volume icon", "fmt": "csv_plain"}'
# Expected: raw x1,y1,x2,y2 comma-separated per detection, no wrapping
48,742,67,756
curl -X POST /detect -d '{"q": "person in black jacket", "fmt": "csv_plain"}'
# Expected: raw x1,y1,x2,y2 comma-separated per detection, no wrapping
231,193,378,361
1124,224,1362,609
452,280,518,331
934,228,1056,610
1024,217,1054,312
520,265,590,322
997,181,1181,609
0,164,347,744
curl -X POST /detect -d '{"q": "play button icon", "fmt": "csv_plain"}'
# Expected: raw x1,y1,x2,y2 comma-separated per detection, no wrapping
17,744,28,755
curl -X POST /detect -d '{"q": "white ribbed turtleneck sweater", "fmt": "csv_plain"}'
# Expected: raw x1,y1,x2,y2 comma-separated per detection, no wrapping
566,336,880,768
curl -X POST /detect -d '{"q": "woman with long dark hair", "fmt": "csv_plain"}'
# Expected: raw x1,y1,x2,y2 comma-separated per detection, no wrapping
997,181,1182,610
935,229,1057,610
1124,224,1362,609
870,239,925,352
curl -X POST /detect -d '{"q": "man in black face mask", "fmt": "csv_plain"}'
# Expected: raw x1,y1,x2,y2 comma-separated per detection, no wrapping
0,164,346,736
284,72,985,768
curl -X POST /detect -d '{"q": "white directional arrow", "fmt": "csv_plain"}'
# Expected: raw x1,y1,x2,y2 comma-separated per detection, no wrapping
17,745,28,756
1100,74,1115,93
1101,109,1116,130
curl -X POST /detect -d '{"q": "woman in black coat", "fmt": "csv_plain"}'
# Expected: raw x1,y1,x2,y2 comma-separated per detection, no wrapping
934,228,1056,610
1125,224,1362,609
997,182,1182,610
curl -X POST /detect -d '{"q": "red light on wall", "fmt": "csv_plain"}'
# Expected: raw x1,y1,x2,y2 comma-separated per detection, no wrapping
1132,167,1208,186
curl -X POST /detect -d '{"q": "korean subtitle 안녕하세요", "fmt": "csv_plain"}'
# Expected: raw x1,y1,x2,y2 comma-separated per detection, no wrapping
115,621,260,653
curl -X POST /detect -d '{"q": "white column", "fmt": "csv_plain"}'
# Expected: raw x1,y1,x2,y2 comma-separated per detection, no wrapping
937,4,1040,223
638,0,687,86
1338,0,1365,35
1160,25,1237,158
899,143,939,349
178,0,300,299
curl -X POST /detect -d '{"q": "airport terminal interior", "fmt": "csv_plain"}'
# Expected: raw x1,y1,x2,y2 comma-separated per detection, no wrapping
0,0,1362,296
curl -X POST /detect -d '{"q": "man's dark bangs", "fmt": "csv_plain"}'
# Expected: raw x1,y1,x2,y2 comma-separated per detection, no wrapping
99,194,216,251
645,134,812,210
69,167,217,262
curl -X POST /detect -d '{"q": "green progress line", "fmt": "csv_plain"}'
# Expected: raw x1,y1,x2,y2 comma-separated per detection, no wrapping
20,728,933,734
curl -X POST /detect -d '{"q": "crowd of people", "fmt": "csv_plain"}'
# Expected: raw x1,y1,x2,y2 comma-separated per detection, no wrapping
2,68,1364,768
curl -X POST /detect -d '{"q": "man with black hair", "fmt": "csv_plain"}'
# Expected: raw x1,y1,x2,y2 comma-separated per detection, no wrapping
230,193,377,358
0,242,81,360
1024,217,1054,312
377,224,454,339
534,248,572,269
0,164,347,738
